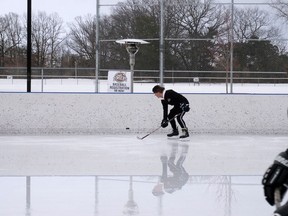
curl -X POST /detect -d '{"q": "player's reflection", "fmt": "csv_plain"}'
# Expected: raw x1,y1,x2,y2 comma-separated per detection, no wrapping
152,142,189,196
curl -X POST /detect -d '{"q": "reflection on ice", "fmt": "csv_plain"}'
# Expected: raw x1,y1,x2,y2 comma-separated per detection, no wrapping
123,176,139,215
0,175,274,216
1,134,287,215
153,143,189,196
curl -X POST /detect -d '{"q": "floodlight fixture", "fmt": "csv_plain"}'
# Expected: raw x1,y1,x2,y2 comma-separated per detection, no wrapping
116,39,149,55
116,39,149,92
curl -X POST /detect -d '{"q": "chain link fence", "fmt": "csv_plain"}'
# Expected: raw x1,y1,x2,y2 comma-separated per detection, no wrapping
0,67,287,93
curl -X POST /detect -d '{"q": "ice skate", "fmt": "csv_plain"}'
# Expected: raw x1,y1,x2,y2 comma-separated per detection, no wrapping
179,128,189,139
167,128,179,137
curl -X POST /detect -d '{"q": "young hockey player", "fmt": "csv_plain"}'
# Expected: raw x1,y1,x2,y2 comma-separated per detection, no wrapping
152,85,190,138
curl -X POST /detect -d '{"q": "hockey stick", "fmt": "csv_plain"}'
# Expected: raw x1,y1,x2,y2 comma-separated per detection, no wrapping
274,185,288,211
137,125,163,140
137,113,182,140
275,188,282,210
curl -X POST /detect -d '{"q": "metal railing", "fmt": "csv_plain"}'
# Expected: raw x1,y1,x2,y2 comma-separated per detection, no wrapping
0,67,287,93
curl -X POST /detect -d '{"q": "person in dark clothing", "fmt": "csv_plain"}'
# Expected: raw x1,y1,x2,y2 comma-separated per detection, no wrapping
152,85,190,138
262,149,288,216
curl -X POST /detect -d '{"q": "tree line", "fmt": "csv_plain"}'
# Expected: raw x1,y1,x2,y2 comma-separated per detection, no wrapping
0,0,288,81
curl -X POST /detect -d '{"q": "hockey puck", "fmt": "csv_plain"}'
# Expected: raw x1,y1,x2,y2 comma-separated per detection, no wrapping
126,127,130,130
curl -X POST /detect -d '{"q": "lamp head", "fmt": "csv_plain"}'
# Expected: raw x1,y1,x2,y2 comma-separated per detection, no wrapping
116,39,149,55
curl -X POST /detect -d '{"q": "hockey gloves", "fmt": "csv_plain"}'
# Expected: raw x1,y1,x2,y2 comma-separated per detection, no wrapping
180,103,190,112
262,149,288,206
274,202,288,216
161,119,169,128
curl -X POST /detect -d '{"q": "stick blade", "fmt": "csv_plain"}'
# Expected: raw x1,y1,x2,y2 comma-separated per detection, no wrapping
137,135,147,140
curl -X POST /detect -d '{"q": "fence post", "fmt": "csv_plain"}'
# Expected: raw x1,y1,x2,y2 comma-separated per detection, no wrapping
41,68,44,92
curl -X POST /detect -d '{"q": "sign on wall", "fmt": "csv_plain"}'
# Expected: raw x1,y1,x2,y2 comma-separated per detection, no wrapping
107,70,131,93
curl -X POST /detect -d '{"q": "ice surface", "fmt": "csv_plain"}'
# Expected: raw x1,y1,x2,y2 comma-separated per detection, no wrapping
0,134,287,216
0,134,287,176
0,175,277,216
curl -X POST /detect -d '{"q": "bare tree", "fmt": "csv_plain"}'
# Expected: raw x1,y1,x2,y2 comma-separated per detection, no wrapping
165,0,226,72
64,0,287,81
66,0,161,69
0,15,8,67
48,13,65,67
0,13,23,67
208,5,286,85
270,0,288,21
107,0,160,70
67,14,96,66
28,11,64,67
233,7,281,41
270,0,288,54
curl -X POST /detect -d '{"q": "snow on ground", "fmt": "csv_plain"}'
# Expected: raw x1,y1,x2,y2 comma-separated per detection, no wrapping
1,78,288,94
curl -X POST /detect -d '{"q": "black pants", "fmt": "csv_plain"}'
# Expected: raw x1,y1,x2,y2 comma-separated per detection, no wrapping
168,107,187,130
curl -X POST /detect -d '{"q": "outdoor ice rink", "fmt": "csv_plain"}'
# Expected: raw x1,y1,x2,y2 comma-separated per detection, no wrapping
1,134,287,216
1,0,288,214
1,77,288,216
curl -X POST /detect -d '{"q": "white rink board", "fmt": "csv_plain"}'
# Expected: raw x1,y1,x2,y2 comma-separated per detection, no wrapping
0,93,288,134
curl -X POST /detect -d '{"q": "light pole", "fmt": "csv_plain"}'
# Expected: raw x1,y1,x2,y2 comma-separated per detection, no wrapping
230,0,234,93
116,39,149,93
95,0,100,93
27,0,32,92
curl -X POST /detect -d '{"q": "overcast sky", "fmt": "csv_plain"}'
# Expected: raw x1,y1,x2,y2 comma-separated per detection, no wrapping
0,0,283,26
0,0,125,22
0,0,272,21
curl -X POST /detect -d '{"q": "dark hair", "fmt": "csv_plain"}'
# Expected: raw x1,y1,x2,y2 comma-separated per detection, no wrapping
152,85,165,93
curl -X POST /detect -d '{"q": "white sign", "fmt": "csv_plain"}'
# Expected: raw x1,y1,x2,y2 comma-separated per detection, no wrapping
107,70,131,93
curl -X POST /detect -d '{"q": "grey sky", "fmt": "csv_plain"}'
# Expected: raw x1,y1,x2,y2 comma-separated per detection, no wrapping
0,0,285,36
0,0,273,23
0,0,124,22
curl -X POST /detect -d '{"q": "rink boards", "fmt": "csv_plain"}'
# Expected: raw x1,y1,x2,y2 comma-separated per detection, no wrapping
0,93,288,134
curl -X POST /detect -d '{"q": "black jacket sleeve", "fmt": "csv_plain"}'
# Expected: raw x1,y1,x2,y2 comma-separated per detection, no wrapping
161,100,168,119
